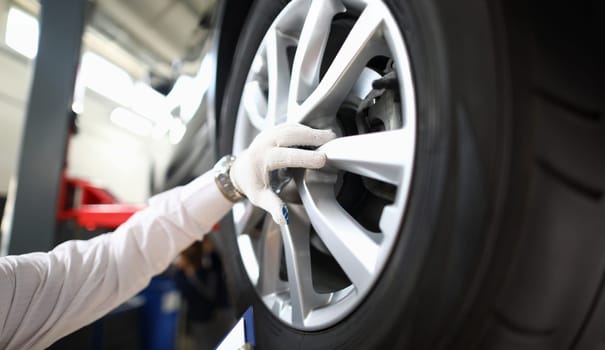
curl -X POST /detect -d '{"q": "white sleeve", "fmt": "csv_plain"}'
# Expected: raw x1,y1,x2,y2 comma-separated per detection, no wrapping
0,171,233,350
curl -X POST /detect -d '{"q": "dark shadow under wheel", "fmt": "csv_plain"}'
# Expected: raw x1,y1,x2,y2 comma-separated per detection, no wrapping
217,0,603,348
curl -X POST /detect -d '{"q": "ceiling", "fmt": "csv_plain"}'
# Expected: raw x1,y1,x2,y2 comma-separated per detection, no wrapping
92,0,217,80
14,0,218,86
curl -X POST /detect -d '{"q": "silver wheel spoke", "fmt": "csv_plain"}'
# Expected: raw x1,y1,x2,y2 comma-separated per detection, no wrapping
257,219,287,296
280,205,329,326
242,80,268,130
298,176,378,291
292,2,388,123
233,200,265,234
320,129,412,185
289,0,345,107
265,29,293,125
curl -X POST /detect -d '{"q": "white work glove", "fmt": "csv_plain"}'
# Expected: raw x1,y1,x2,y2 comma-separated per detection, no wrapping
230,123,336,224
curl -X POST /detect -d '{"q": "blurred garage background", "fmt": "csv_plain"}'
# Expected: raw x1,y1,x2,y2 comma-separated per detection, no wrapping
0,0,231,349
0,0,217,211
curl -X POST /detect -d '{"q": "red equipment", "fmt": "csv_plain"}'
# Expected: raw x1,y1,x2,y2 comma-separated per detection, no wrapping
57,171,142,231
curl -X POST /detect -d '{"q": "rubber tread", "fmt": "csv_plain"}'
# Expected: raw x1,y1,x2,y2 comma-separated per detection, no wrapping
483,0,605,347
495,168,605,346
479,317,557,350
534,89,601,122
532,94,604,200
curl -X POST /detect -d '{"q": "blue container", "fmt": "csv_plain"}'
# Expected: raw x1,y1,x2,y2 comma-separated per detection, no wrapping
139,277,180,350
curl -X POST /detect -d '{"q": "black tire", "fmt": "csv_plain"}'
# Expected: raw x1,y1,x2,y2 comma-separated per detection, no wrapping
217,0,603,348
455,1,605,349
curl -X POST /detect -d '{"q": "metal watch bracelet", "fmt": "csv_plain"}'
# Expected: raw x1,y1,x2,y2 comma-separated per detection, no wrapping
213,155,246,202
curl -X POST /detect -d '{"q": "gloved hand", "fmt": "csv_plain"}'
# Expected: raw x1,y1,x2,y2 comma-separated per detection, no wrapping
230,123,336,224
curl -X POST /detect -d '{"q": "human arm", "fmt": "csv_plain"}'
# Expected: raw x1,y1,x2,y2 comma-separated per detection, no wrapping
0,123,334,350
0,172,232,350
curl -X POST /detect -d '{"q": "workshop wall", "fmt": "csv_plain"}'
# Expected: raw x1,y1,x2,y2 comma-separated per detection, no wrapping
67,91,152,204
0,46,156,204
0,47,29,195
0,1,185,206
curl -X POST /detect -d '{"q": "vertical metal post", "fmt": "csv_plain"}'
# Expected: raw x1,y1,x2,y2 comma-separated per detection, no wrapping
8,0,87,254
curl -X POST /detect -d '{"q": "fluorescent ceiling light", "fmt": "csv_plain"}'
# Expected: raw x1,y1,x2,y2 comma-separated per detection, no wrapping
77,51,133,106
165,57,213,124
168,119,186,144
5,7,39,59
131,82,171,124
166,75,195,122
73,51,191,143
110,107,153,136
151,119,172,140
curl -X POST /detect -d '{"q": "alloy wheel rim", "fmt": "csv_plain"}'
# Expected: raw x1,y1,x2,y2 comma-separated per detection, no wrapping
231,0,416,330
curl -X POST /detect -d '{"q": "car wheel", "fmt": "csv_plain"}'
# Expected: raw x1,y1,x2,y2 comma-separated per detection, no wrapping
217,0,603,348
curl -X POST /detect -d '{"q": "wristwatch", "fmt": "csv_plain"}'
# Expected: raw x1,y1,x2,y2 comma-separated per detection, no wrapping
213,155,246,202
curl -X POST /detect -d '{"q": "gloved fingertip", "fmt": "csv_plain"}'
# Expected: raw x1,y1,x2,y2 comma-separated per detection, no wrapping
323,129,337,138
317,129,337,144
312,151,328,168
272,210,287,225
257,190,287,225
